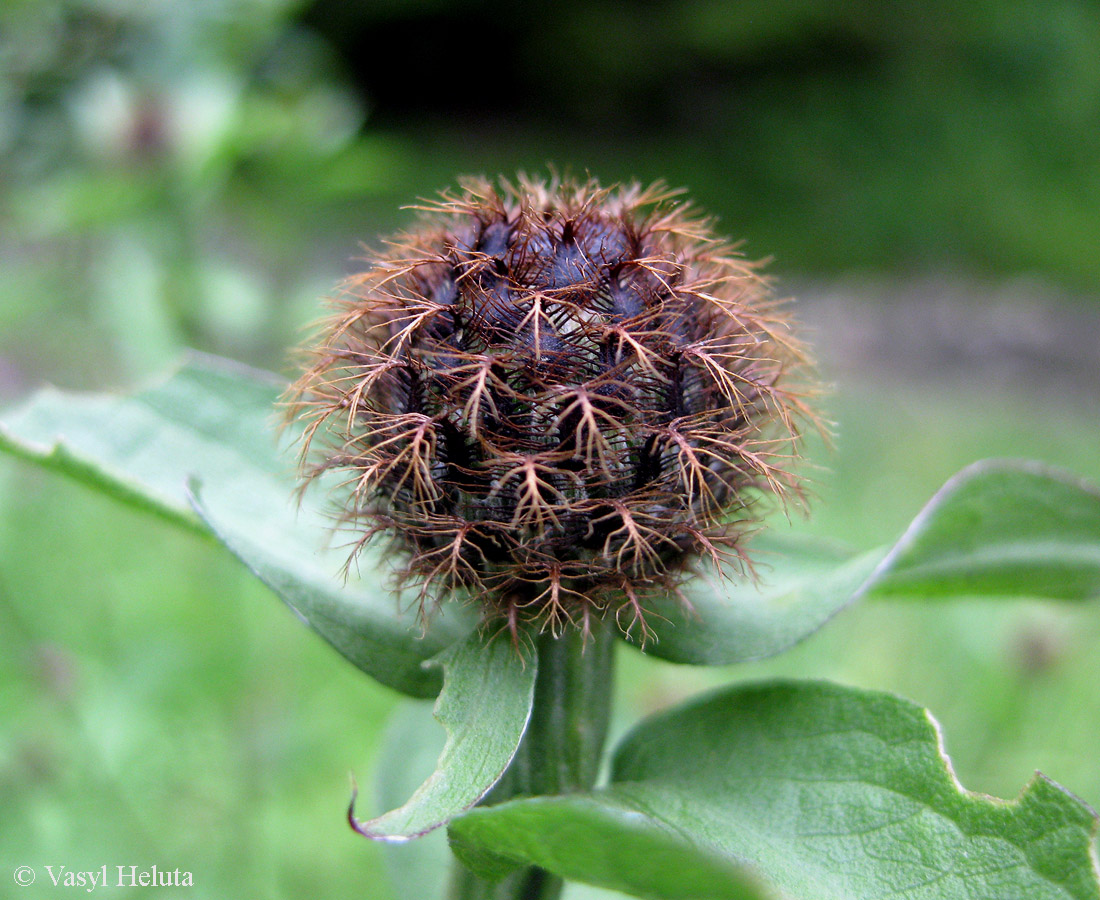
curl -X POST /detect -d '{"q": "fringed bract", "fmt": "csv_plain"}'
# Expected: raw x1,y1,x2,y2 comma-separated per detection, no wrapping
288,175,817,639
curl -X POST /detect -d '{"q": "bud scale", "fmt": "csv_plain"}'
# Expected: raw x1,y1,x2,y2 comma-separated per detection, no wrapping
289,175,816,639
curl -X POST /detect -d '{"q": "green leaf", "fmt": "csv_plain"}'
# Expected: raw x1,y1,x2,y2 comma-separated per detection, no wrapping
450,680,1100,900
350,629,537,842
0,353,472,697
865,459,1100,601
641,538,881,667
449,794,776,900
189,483,470,698
0,352,281,533
642,459,1100,665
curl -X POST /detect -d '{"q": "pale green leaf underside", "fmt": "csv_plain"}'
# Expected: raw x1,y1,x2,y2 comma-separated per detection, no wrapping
350,630,537,842
645,460,1100,665
450,680,1100,900
0,354,471,697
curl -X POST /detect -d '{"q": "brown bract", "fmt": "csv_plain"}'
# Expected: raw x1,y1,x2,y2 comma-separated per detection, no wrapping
287,175,817,640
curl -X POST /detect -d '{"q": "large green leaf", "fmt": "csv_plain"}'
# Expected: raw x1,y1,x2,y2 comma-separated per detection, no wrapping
450,680,1100,900
449,794,777,900
866,459,1100,600
0,354,472,697
349,629,537,842
189,483,470,698
643,460,1100,665
0,352,281,533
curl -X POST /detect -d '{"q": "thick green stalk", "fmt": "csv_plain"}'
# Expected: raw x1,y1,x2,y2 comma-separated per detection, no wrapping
448,619,615,900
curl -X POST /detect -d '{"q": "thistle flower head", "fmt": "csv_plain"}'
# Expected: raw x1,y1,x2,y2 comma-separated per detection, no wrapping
289,175,817,639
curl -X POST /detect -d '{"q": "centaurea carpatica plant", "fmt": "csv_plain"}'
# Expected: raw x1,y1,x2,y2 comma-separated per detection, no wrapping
1,175,1098,900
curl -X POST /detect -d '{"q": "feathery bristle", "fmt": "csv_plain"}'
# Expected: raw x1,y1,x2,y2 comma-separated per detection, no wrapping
287,174,818,638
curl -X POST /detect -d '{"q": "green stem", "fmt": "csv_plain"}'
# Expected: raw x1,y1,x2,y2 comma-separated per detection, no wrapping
448,618,615,900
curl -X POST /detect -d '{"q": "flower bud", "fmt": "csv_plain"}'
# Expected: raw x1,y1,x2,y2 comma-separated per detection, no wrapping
289,175,816,638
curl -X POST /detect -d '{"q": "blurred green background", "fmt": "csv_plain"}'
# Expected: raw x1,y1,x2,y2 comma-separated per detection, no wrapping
2,1,1098,897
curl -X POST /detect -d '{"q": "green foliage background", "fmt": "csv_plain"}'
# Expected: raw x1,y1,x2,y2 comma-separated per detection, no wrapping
1,1,1098,897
